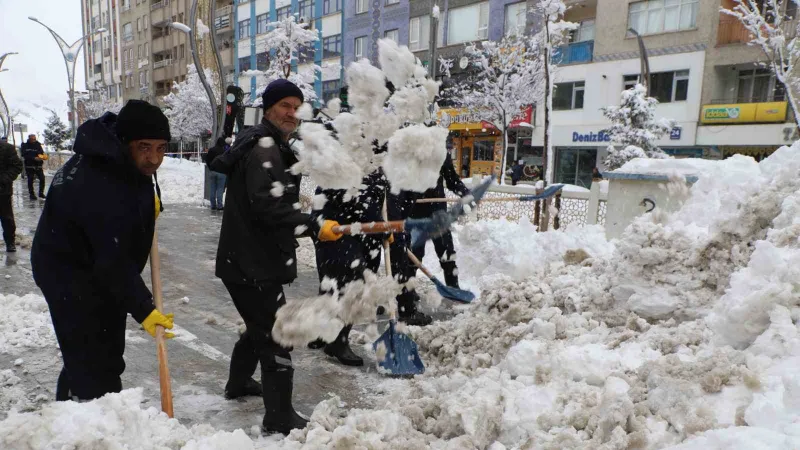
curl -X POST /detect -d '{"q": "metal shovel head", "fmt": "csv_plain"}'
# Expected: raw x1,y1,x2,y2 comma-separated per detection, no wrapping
431,277,475,303
372,320,425,376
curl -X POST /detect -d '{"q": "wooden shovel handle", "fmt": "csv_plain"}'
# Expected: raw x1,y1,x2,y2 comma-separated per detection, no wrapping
405,249,434,279
149,229,174,418
333,220,406,235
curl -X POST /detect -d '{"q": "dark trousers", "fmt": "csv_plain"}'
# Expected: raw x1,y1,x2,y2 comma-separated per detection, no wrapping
43,288,127,401
0,194,15,245
26,168,45,196
411,230,459,288
223,280,292,389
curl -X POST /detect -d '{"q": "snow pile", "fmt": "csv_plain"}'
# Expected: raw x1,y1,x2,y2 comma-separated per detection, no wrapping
157,157,205,205
0,388,264,449
0,293,56,355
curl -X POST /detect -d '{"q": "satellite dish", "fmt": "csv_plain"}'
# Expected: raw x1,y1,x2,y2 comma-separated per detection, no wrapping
459,56,468,69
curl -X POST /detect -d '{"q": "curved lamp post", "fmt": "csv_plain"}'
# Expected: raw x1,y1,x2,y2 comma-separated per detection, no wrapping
0,52,17,137
29,17,106,139
170,17,218,141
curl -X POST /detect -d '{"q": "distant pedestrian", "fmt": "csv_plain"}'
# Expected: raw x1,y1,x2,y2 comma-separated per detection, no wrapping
205,136,229,211
20,134,47,200
510,159,525,186
0,136,23,252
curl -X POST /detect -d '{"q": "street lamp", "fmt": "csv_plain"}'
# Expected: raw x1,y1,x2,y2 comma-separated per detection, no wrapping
29,16,107,139
0,52,18,139
170,16,219,140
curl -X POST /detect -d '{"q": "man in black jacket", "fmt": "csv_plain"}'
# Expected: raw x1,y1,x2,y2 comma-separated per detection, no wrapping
0,137,23,252
20,134,46,200
210,79,342,435
31,100,175,401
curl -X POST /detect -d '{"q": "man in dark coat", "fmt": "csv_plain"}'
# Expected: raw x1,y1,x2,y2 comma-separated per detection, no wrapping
0,136,23,252
30,100,175,402
510,159,525,185
20,133,47,200
209,79,342,435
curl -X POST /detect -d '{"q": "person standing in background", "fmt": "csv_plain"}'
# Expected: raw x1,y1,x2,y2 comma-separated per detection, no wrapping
20,134,47,200
0,136,23,252
205,136,229,211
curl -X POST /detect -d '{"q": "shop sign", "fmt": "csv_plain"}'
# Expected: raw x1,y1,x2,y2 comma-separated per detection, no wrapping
701,102,787,124
572,131,611,143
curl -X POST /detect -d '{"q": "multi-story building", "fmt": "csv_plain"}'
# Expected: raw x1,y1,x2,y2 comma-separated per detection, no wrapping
81,0,126,105
234,0,345,105
119,0,154,102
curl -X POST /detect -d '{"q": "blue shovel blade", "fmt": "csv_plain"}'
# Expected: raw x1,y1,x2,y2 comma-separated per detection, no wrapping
372,321,425,376
431,277,475,303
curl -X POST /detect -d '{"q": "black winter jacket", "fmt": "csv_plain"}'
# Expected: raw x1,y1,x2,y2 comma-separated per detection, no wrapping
0,142,23,196
21,140,45,169
31,113,157,323
411,153,470,218
211,118,318,285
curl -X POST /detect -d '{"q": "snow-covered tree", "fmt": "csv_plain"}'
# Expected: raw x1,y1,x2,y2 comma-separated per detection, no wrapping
79,90,122,121
43,112,70,151
445,0,574,184
602,84,674,170
164,64,220,140
247,15,320,106
723,0,800,128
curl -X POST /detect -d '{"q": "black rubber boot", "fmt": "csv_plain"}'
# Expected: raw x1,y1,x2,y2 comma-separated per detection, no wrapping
323,325,364,367
6,243,16,253
261,367,308,435
398,309,433,326
56,367,71,401
307,339,325,350
224,332,260,399
397,289,433,326
442,262,460,289
29,194,37,200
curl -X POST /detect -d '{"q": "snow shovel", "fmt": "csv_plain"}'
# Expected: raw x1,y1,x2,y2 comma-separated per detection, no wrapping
405,249,474,303
149,229,174,418
334,177,495,251
415,184,565,203
372,199,425,376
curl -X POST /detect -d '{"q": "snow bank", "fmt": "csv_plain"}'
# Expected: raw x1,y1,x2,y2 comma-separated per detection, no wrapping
0,293,56,355
157,157,206,205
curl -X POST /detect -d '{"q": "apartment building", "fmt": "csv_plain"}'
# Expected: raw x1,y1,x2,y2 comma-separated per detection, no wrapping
81,0,126,104
234,0,345,105
118,0,154,102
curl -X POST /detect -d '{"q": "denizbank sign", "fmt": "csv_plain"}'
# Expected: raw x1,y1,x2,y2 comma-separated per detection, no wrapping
572,131,611,143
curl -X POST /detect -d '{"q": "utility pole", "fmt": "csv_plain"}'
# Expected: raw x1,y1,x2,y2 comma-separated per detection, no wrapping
0,53,18,138
29,17,106,139
427,4,439,79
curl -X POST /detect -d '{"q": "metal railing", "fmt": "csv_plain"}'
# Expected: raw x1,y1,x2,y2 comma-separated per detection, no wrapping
122,33,134,42
718,15,798,45
122,4,131,12
709,94,787,104
553,40,594,65
151,0,170,10
215,14,231,30
153,58,173,69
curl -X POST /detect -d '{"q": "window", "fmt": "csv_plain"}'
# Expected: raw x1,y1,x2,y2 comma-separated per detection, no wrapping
571,19,595,42
299,0,315,20
628,0,698,36
144,15,149,29
298,45,315,63
409,16,430,51
257,13,269,34
625,70,689,102
137,18,141,32
144,42,150,57
504,2,526,36
239,56,251,72
384,29,399,43
140,71,145,87
323,0,341,15
323,80,341,103
473,140,495,161
239,19,251,39
323,34,342,58
137,44,142,59
556,148,596,188
553,81,585,110
179,44,185,60
257,52,269,70
737,68,784,103
356,0,368,14
386,0,399,5
122,22,133,41
448,2,489,45
277,6,291,20
354,36,366,59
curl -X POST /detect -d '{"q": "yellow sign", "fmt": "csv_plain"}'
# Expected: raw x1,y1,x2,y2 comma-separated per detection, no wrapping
701,101,787,124
438,108,489,131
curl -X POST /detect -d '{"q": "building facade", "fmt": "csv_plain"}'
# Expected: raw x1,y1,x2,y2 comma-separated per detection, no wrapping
81,0,126,105
234,0,344,105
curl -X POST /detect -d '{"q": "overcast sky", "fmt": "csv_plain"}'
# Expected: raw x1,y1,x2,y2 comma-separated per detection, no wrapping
0,0,86,141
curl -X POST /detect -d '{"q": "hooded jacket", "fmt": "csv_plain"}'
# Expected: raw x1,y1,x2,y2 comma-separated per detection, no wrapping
31,113,157,323
21,139,45,169
211,118,318,285
0,141,23,196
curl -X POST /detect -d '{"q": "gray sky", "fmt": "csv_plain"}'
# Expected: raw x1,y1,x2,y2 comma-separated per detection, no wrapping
0,0,86,140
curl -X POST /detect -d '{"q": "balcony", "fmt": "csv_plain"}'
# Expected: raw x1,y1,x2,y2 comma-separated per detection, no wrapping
718,15,798,46
152,36,167,54
153,58,173,69
553,40,594,65
700,100,788,125
122,33,134,43
215,14,232,32
151,0,170,10
122,3,131,12
150,3,170,26
103,48,111,57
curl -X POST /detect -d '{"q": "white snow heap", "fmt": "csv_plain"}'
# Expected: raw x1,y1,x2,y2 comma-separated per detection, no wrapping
163,64,220,139
602,83,674,170
293,121,364,190
0,293,56,355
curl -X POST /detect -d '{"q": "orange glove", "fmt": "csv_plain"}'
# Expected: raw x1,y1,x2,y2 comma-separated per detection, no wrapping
318,220,343,242
39,153,49,161
387,233,394,244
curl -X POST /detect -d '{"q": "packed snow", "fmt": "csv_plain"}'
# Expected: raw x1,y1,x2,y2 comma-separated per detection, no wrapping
157,156,206,205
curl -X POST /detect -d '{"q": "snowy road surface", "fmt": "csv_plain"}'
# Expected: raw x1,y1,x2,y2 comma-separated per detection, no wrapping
0,181,415,430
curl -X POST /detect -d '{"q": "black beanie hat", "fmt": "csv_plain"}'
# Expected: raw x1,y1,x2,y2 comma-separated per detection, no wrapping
116,99,171,143
261,79,304,111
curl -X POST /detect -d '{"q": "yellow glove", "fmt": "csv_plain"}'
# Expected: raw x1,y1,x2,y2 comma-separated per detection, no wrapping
154,194,162,221
39,153,49,161
142,309,174,339
318,220,343,242
387,233,395,244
